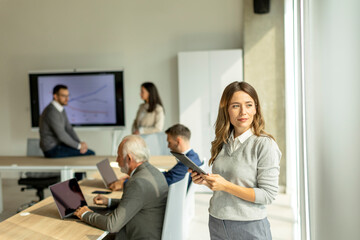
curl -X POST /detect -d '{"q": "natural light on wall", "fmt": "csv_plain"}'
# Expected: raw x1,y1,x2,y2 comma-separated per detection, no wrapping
286,0,360,239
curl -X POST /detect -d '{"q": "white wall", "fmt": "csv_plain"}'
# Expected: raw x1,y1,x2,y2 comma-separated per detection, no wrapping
305,0,360,239
178,49,243,161
0,0,243,155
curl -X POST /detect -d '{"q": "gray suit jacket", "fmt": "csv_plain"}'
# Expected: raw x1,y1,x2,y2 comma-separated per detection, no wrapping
82,161,168,240
39,103,80,151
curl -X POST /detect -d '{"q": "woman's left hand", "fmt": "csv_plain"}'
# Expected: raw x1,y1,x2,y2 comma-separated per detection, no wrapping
202,174,229,191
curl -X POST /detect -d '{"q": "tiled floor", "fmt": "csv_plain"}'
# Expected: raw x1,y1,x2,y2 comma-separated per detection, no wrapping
0,178,294,239
188,193,294,240
0,178,53,222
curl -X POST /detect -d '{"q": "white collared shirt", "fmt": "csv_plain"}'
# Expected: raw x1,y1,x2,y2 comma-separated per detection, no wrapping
183,148,191,155
129,167,138,177
228,129,253,153
51,100,64,112
171,148,191,163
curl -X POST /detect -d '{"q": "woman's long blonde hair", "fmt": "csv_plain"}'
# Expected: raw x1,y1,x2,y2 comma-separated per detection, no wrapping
209,81,274,165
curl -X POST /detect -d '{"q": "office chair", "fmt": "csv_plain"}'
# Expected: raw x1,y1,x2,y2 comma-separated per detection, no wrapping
161,173,189,240
18,138,60,201
140,132,171,156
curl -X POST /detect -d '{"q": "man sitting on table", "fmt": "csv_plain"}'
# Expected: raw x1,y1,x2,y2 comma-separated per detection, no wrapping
108,123,203,191
74,135,168,240
39,84,95,158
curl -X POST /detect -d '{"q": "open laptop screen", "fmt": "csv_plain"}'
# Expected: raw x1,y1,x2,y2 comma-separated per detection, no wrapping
50,178,87,219
96,158,118,188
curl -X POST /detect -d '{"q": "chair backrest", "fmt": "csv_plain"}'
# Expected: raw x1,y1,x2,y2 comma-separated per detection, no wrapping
26,138,43,157
140,132,170,156
194,157,213,193
25,139,58,177
183,181,198,239
161,173,189,240
186,181,198,214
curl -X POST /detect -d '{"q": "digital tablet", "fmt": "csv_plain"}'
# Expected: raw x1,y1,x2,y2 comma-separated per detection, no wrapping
170,151,207,175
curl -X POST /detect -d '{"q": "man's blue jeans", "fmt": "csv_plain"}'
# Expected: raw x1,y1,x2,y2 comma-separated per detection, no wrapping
43,144,95,158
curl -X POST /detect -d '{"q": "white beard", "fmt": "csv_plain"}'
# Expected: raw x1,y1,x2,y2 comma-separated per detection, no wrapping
120,163,129,174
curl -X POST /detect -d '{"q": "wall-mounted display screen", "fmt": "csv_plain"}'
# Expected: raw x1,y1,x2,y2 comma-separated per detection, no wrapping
29,70,125,128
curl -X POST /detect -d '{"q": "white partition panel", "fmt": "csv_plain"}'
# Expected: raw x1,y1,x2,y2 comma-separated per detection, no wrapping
178,50,243,161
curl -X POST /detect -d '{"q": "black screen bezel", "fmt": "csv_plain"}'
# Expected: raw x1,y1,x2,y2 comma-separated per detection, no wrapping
29,70,125,128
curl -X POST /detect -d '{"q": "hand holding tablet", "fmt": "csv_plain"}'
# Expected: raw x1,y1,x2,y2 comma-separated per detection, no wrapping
170,151,207,175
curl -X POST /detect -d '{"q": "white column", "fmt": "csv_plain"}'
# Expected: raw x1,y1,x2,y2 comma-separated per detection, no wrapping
304,0,360,239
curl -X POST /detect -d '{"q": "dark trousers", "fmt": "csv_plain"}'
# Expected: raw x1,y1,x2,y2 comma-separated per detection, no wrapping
209,215,272,240
43,144,95,158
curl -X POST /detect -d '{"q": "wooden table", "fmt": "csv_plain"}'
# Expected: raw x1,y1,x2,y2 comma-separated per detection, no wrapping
0,154,177,240
0,178,123,240
0,155,176,213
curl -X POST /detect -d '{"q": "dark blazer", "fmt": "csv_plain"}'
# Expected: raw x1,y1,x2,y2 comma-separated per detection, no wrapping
163,149,203,187
82,161,168,240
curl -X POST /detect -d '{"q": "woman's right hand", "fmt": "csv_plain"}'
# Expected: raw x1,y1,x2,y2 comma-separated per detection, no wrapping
188,169,209,187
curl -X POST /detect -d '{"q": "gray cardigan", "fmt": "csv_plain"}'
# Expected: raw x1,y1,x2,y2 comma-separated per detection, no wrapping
209,135,281,221
82,161,168,240
39,103,80,151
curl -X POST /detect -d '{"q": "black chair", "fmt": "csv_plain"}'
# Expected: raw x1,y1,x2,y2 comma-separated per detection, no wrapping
18,139,61,201
18,174,60,201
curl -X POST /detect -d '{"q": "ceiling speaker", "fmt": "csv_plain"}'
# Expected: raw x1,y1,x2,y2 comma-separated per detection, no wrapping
254,0,270,14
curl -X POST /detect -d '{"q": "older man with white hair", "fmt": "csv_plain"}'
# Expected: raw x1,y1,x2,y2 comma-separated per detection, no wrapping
74,135,168,240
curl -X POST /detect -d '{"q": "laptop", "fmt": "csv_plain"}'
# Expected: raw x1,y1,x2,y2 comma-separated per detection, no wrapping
96,158,118,188
49,178,110,219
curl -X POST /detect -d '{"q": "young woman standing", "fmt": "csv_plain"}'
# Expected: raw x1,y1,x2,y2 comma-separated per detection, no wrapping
132,82,165,135
191,81,281,240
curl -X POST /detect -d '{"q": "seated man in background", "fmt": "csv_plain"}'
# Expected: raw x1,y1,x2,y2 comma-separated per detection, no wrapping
108,123,202,191
163,123,203,186
39,84,95,158
74,135,168,240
